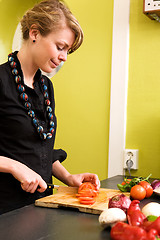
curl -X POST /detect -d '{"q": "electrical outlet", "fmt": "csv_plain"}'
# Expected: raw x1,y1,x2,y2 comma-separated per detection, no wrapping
123,149,139,170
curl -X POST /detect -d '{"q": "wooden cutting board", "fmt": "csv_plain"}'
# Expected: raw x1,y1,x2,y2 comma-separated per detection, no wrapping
35,186,130,214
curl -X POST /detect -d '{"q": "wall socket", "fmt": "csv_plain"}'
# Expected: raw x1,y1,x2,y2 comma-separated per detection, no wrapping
123,149,139,170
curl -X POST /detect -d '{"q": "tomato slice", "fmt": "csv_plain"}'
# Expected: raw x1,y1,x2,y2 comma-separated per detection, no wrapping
78,196,95,201
79,199,96,205
77,189,98,197
78,182,96,193
77,182,99,205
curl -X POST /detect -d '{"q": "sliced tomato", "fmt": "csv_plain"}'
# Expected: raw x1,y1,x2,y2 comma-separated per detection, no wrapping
79,198,96,205
78,182,96,193
77,182,99,205
77,189,98,197
78,196,95,201
76,193,93,198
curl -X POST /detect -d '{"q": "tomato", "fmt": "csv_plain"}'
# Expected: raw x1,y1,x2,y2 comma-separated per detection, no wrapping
76,189,98,198
79,201,95,205
121,179,132,186
78,196,94,201
130,185,146,200
79,198,96,205
138,181,153,198
78,182,96,193
77,182,98,205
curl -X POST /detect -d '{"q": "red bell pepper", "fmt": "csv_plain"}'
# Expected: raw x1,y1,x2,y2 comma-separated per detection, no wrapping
127,200,146,226
147,229,159,240
127,200,141,215
110,222,159,240
110,222,147,240
145,217,160,235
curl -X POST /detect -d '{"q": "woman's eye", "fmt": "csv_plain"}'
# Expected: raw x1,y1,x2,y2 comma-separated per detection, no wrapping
57,46,63,51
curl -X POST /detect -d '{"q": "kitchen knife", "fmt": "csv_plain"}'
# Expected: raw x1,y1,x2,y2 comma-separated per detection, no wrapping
47,183,59,189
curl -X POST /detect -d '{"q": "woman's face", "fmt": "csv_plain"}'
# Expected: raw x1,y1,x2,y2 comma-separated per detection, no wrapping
31,25,75,73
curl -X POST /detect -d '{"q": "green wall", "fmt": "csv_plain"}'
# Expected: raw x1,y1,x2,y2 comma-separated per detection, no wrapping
0,0,36,63
0,0,113,182
126,0,160,178
53,0,113,183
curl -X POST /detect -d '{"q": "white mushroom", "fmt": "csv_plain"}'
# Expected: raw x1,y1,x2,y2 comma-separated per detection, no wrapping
99,207,127,228
142,202,160,217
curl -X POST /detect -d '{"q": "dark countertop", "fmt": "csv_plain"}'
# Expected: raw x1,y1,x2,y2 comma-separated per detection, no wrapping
0,175,160,240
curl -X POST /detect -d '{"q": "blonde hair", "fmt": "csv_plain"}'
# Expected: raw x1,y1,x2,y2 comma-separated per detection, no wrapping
20,0,83,54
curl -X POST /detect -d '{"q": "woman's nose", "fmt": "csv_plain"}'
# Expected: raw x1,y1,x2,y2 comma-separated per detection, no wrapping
59,51,68,62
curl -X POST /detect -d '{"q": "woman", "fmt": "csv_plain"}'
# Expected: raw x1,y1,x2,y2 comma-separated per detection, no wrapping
0,0,100,214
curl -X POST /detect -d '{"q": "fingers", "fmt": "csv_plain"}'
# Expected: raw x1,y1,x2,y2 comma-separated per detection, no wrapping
12,161,47,194
95,176,101,190
21,177,47,193
21,181,38,193
87,175,100,190
37,180,47,193
93,174,101,190
79,173,101,190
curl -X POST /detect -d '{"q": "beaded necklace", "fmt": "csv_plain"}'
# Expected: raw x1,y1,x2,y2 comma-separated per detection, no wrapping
8,52,54,140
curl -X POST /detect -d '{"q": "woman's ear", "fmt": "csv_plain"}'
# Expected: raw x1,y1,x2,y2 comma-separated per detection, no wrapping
29,24,40,42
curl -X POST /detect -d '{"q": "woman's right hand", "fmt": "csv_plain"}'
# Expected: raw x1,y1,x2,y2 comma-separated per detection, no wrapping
10,160,47,193
0,156,47,193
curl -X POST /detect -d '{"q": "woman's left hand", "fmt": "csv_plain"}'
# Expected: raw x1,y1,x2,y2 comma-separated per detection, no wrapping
66,173,100,190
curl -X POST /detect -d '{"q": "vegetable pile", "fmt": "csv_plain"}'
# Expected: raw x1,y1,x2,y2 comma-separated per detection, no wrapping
76,182,99,205
110,200,160,240
117,175,153,200
99,197,160,239
98,176,160,240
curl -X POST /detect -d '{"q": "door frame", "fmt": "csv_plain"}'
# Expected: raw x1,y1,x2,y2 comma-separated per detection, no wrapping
108,0,130,177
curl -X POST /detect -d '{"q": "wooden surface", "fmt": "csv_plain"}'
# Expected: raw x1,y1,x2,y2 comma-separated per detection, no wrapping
35,186,130,214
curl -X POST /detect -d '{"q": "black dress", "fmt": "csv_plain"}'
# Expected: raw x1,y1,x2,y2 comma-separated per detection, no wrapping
0,52,67,214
